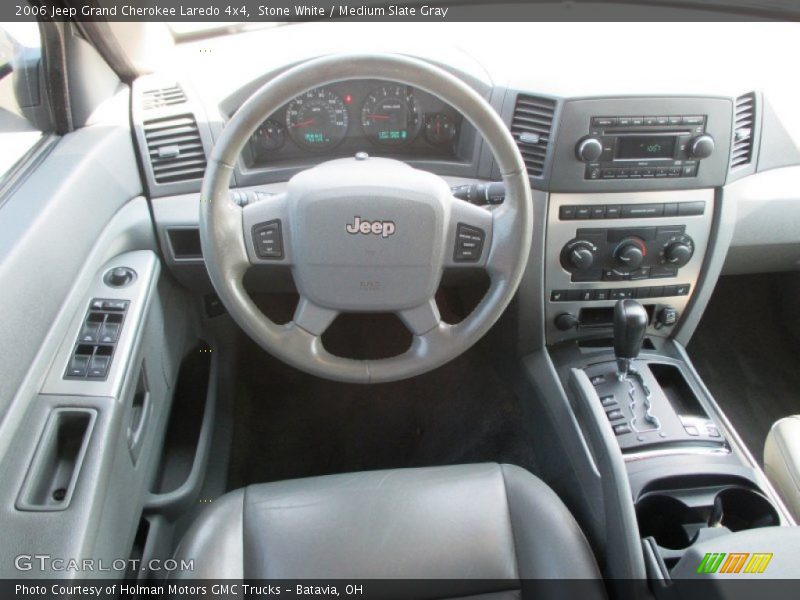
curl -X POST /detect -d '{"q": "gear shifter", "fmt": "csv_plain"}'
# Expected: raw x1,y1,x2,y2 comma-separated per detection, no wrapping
613,299,648,379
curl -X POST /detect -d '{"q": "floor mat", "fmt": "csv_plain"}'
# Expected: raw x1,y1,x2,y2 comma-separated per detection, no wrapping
227,337,539,489
688,274,800,465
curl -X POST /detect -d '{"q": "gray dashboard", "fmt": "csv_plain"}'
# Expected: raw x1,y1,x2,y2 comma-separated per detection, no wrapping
129,23,800,349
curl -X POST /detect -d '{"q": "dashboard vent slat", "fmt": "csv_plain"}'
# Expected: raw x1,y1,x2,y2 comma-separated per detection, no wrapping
142,84,187,110
143,113,207,184
731,92,755,169
511,94,556,177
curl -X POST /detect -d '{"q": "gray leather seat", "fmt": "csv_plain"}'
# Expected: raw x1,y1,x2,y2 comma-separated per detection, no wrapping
173,463,603,595
764,416,800,520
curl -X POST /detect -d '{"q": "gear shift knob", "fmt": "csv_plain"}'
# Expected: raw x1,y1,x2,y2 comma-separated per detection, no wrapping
613,299,648,377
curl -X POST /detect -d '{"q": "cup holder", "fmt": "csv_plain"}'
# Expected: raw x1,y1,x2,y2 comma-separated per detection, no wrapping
710,487,780,532
636,494,703,550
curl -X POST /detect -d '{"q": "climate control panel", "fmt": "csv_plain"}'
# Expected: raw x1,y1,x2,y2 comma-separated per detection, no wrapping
545,189,714,344
560,226,695,283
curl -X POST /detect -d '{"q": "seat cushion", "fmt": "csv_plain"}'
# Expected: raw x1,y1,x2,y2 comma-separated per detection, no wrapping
173,463,602,594
764,415,800,520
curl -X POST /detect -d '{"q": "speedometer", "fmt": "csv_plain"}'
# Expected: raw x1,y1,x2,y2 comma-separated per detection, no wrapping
361,85,420,146
286,87,349,150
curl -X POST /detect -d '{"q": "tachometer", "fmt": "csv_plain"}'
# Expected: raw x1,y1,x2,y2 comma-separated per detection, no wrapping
286,87,349,150
361,85,420,145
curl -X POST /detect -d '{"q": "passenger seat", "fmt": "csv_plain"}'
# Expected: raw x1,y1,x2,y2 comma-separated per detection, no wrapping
764,416,800,520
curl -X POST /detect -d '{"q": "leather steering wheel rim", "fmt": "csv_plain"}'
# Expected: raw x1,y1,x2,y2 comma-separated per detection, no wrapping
199,53,532,383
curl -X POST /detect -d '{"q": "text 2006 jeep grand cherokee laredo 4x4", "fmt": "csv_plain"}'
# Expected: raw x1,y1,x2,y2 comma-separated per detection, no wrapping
1,3,800,599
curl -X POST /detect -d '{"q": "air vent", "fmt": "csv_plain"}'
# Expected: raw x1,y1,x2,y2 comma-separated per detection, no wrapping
142,84,187,110
731,92,755,169
143,114,206,184
511,94,556,177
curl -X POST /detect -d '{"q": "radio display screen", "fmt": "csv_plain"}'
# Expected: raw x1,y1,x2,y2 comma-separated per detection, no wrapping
616,136,676,159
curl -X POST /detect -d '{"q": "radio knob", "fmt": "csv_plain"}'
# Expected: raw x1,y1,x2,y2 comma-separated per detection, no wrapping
576,138,603,162
664,241,694,267
689,134,715,159
614,239,645,269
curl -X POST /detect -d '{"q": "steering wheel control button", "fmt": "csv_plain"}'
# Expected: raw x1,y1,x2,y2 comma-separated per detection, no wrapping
454,223,485,262
252,220,284,259
104,266,136,288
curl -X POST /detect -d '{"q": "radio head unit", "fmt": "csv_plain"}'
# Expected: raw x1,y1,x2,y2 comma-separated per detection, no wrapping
577,115,715,181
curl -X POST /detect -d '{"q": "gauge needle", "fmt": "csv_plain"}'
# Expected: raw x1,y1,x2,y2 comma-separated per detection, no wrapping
290,118,317,128
366,114,391,121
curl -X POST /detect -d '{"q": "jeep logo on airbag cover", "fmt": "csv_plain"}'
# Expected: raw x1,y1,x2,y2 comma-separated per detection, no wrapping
345,216,396,238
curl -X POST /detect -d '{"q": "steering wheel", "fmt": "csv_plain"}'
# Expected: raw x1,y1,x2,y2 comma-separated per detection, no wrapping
199,53,532,383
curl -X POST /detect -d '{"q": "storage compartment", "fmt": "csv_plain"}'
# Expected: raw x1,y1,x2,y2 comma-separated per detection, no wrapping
17,409,97,511
712,487,780,532
166,228,202,260
636,494,703,550
151,343,211,494
635,480,782,571
649,363,707,419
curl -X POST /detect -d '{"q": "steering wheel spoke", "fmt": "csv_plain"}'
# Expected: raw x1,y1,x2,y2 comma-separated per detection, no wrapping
292,296,339,337
241,192,293,265
444,197,494,269
398,299,442,336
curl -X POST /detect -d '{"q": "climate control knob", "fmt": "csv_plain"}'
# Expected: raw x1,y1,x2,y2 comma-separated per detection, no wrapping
561,240,598,272
614,239,646,270
663,237,695,267
689,134,715,159
569,247,595,270
575,137,603,162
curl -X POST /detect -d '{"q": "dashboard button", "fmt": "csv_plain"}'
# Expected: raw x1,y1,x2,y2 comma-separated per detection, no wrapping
578,290,594,301
668,167,682,177
605,205,622,219
601,169,616,179
650,266,678,278
675,284,691,296
606,409,625,421
593,117,616,127
551,290,568,302
630,117,644,126
643,116,658,126
683,116,704,125
621,204,664,218
595,289,609,301
678,201,706,216
575,206,593,219
629,268,650,280
617,117,632,126
559,205,577,220
656,116,669,125
641,168,655,177
668,116,682,125
682,164,698,177
663,203,678,217
655,168,668,177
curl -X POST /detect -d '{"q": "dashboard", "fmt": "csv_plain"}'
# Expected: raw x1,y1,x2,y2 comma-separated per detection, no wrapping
238,80,465,168
133,22,800,351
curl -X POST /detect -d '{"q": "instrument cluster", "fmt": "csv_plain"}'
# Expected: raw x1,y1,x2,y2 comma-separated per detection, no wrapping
243,80,464,167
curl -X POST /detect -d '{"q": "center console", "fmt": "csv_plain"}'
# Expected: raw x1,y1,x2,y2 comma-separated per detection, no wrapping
546,189,714,344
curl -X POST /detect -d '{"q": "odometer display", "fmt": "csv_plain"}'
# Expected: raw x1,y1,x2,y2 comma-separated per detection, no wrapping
286,87,349,150
361,85,420,146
